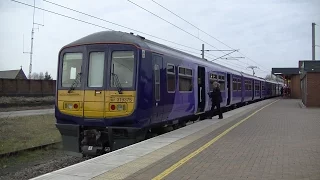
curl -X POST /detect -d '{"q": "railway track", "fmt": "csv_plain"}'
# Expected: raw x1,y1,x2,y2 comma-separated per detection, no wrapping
0,141,61,158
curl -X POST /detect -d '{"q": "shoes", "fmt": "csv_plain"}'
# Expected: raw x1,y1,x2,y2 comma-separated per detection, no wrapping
218,117,223,119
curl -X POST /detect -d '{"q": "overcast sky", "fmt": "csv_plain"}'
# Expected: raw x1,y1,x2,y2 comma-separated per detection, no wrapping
1,0,320,79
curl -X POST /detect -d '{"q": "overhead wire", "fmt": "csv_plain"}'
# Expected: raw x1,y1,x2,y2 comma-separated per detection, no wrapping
126,0,229,55
42,0,201,52
12,0,252,73
42,0,248,70
11,0,113,31
42,0,246,68
127,0,258,72
148,0,270,72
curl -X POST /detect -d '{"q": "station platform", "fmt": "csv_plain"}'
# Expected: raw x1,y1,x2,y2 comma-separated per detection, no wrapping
33,99,320,180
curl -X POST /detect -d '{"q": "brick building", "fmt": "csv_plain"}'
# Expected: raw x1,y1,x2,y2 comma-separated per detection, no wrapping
272,61,320,107
271,68,301,99
299,61,320,107
0,68,27,79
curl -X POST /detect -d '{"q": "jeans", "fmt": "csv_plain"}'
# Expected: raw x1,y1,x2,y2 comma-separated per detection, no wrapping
211,103,223,118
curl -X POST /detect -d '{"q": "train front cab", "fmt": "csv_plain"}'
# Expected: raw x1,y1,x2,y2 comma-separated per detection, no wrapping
55,43,145,156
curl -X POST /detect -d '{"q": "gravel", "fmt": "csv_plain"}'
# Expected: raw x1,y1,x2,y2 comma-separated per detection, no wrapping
5,156,87,180
0,145,90,180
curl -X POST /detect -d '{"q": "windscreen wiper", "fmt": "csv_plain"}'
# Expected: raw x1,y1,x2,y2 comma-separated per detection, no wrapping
111,73,123,94
68,72,82,93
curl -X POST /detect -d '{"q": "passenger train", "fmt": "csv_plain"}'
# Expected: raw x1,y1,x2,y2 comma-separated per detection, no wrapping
56,31,282,156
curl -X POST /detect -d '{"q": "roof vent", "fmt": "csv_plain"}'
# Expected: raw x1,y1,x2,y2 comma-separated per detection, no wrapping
130,32,134,35
136,35,145,40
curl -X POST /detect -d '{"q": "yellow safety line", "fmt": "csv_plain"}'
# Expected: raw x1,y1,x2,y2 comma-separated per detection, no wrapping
152,99,280,180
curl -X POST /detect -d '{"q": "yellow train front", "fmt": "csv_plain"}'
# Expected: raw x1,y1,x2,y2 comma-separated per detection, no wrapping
55,31,151,156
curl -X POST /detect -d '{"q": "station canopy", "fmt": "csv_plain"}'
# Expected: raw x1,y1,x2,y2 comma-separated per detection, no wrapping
271,68,300,80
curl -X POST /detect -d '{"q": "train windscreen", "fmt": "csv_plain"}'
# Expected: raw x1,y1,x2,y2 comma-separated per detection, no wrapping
61,53,83,87
110,51,135,88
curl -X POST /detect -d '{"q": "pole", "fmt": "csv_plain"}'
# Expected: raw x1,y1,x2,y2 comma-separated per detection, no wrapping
201,44,204,59
247,66,257,76
28,0,36,79
312,22,315,61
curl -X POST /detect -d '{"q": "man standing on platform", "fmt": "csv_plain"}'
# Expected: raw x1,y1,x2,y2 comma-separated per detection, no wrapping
209,81,223,119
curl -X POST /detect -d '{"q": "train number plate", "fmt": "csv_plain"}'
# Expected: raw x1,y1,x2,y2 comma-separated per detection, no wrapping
110,97,133,102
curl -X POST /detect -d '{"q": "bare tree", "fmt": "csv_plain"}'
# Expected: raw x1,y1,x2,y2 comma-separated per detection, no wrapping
39,72,44,80
44,71,53,80
265,75,273,80
31,72,39,79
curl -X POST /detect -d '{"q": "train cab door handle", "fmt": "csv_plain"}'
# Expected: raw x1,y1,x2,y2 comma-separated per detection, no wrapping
95,91,102,95
155,102,158,107
199,87,202,103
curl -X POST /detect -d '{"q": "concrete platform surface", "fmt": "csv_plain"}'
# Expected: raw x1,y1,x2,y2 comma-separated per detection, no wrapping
32,99,275,180
123,99,320,180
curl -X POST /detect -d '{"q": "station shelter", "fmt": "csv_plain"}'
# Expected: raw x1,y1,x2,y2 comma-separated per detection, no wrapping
272,60,320,107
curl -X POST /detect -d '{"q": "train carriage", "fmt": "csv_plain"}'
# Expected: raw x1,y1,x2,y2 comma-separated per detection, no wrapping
55,31,282,156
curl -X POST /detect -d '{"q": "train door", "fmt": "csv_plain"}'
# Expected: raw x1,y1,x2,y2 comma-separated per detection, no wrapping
227,73,231,105
83,45,106,118
151,54,163,123
260,81,262,98
197,66,206,113
251,80,254,100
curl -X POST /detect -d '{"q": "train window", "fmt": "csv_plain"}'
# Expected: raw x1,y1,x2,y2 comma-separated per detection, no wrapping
179,67,192,92
179,67,185,74
209,73,217,80
167,64,175,74
233,80,237,91
209,73,214,91
154,64,160,101
179,76,192,92
246,81,251,90
62,53,83,87
110,51,134,88
217,75,225,91
238,79,241,91
185,69,192,76
88,52,104,87
219,81,225,91
167,64,176,92
255,84,260,91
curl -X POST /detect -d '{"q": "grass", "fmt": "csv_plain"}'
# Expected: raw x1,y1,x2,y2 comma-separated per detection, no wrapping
0,143,62,172
0,114,61,155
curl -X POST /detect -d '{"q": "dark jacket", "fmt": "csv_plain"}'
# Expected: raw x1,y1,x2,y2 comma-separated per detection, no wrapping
209,87,222,104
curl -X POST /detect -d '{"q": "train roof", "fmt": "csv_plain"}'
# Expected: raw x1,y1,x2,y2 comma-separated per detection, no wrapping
64,31,273,82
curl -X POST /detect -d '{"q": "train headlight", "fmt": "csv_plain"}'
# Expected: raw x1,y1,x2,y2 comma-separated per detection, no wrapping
110,104,126,111
64,103,73,109
117,104,123,111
